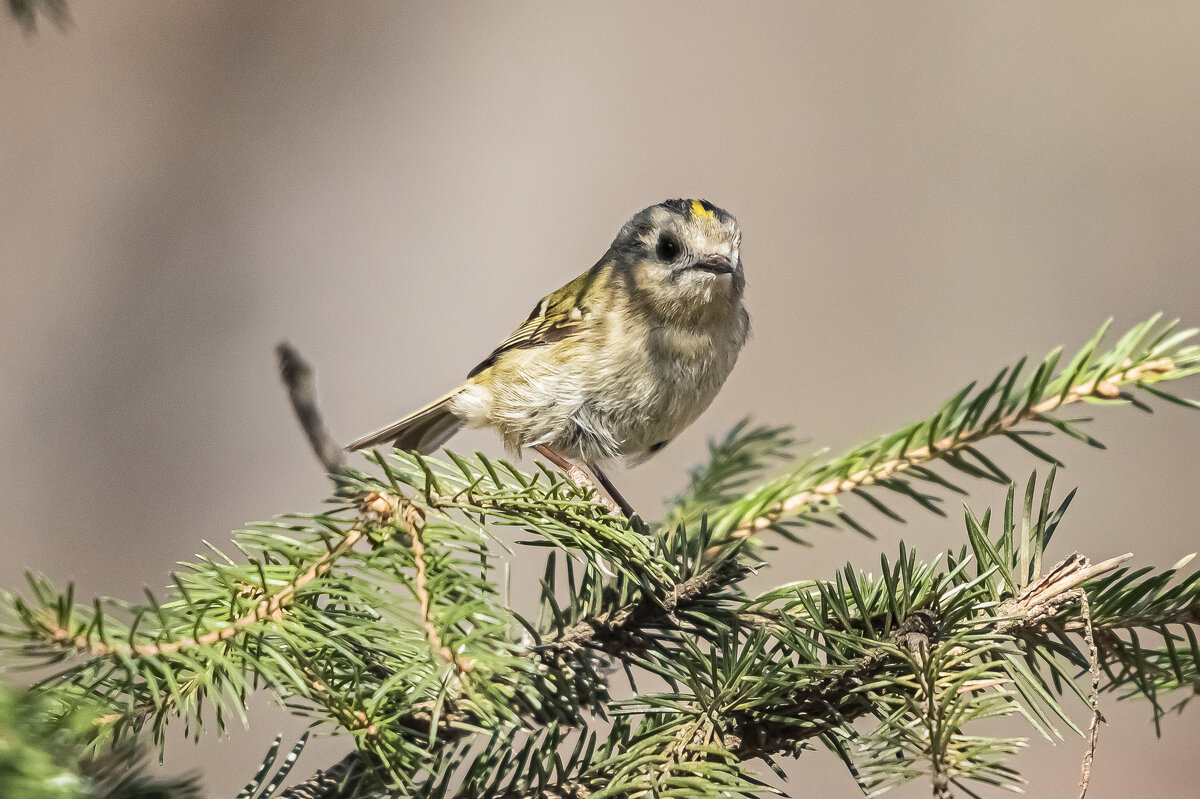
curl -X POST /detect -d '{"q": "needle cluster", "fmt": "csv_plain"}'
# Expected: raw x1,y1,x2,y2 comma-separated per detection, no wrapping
4,316,1200,799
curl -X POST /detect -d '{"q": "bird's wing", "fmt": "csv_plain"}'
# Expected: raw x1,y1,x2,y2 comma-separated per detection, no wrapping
467,263,606,378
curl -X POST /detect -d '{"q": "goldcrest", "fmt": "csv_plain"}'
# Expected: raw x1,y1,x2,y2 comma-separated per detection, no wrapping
348,199,749,474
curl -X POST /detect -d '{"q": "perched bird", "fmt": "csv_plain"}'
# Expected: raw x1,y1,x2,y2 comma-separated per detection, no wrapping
347,199,750,513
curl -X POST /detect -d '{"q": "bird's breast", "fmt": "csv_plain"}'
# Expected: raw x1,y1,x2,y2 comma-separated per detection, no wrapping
472,305,747,464
580,313,746,460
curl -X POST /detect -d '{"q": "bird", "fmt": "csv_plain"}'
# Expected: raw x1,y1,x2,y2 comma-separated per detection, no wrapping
346,199,750,515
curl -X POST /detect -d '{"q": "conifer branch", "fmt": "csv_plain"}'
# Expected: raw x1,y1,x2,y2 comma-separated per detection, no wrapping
730,355,1178,541
538,557,748,661
4,317,1199,799
7,0,69,31
265,318,1200,799
729,551,1132,758
503,542,1178,799
40,529,365,660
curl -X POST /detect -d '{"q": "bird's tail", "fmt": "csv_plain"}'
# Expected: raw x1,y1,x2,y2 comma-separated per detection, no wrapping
345,387,465,454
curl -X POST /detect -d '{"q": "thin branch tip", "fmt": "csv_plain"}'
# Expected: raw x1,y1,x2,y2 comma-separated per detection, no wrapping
276,340,346,473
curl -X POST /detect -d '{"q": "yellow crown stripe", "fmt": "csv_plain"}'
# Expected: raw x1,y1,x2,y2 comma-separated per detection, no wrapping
691,199,715,220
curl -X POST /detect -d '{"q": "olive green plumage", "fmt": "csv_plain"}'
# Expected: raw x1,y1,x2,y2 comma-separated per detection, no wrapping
347,199,750,466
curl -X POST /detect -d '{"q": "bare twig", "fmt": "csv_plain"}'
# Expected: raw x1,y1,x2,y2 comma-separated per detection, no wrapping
278,341,346,473
539,558,748,661
407,503,474,673
1078,590,1103,799
994,553,1133,632
273,345,467,798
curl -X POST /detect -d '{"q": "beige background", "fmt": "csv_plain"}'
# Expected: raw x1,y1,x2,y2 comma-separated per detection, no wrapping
3,2,1200,796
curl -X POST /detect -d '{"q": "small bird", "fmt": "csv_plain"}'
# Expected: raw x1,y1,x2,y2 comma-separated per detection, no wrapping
347,199,750,514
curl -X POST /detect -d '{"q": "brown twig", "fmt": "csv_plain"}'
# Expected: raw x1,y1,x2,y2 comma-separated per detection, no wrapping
731,358,1176,540
993,553,1133,632
1077,590,1103,799
406,503,474,673
539,558,748,661
278,341,346,473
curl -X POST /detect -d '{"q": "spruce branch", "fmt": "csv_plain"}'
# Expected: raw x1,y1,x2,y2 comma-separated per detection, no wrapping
543,317,1200,663
0,679,200,799
501,510,1196,799
715,479,1190,797
538,557,749,661
269,317,1200,799
4,466,524,789
711,316,1199,547
37,528,365,661
7,0,68,31
5,318,1200,799
738,354,1175,537
500,527,1185,799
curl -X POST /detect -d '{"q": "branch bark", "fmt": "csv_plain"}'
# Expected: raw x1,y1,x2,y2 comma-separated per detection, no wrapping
538,558,748,661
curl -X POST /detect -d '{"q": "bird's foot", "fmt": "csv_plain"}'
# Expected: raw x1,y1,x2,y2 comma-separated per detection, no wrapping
532,444,633,518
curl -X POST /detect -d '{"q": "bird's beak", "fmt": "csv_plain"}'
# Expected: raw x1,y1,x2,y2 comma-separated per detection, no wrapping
689,255,736,275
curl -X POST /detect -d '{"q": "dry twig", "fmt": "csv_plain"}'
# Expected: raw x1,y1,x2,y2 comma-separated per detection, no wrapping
278,341,346,473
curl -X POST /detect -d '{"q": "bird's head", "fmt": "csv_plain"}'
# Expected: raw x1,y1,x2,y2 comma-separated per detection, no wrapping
609,199,745,325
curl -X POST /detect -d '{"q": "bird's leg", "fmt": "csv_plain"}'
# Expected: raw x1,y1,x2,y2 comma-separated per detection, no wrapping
532,444,625,517
589,463,637,519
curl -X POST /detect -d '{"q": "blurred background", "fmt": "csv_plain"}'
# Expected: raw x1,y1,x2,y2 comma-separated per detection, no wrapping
3,2,1200,796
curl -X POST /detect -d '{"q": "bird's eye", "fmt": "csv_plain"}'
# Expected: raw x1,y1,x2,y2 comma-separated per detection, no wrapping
655,234,680,262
